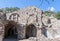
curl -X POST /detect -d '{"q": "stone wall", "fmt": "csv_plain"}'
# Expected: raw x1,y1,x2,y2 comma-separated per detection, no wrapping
6,6,43,40
0,6,60,41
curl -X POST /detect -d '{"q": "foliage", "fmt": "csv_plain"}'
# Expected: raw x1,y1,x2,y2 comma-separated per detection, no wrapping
43,11,60,20
43,11,55,16
0,7,20,13
53,11,60,20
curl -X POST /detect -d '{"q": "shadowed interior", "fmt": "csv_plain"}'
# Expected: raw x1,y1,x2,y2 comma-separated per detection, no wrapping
26,24,37,39
4,21,18,39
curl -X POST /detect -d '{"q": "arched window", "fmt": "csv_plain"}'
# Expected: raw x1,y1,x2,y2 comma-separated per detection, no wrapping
47,19,51,24
9,13,20,22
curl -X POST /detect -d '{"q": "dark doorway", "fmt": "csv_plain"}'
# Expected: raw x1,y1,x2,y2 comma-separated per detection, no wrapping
26,24,37,39
41,27,47,37
6,27,17,38
4,21,18,39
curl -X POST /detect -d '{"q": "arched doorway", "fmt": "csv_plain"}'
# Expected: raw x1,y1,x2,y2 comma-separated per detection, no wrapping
25,24,37,39
4,21,18,39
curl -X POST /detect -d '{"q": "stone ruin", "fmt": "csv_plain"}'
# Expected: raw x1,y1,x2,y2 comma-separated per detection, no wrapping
0,6,60,41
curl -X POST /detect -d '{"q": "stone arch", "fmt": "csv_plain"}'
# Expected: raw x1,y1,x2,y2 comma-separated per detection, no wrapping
4,21,18,39
9,13,20,22
25,24,37,39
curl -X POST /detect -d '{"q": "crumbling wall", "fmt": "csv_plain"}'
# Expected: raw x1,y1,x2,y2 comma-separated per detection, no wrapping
0,21,5,41
1,6,60,41
6,6,43,40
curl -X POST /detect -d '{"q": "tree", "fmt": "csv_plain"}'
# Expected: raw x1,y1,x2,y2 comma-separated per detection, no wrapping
0,7,20,13
53,11,60,19
5,7,20,13
43,11,55,16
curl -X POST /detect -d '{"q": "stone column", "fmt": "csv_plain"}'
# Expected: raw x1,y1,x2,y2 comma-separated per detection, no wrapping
0,26,5,41
36,10,43,41
36,26,42,41
17,24,26,40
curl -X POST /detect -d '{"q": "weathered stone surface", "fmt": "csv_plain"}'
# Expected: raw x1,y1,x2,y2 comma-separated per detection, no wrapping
5,6,43,41
0,6,60,41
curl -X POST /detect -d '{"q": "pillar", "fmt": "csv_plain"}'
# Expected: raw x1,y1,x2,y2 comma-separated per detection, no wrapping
0,26,5,41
